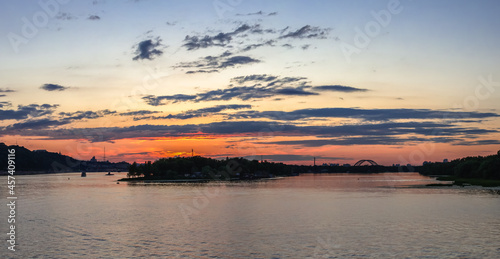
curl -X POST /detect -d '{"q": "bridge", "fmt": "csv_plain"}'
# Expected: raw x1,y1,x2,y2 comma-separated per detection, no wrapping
353,160,379,166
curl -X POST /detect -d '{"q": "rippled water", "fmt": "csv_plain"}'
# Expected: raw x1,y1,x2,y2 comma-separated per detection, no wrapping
1,172,499,258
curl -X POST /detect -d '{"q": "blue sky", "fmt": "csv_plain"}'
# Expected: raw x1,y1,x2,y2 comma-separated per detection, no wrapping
1,0,499,165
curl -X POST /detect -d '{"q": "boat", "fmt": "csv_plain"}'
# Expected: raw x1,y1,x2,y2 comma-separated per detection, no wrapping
81,171,87,177
105,172,114,176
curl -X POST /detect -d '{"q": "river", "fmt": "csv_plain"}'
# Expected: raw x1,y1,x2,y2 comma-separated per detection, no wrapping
1,172,499,258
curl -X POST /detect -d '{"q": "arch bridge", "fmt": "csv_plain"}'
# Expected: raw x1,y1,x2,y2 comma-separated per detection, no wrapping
353,160,379,166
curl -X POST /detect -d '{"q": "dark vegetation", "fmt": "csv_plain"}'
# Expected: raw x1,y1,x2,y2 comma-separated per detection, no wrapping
0,143,129,174
126,156,298,181
0,143,80,173
419,152,500,187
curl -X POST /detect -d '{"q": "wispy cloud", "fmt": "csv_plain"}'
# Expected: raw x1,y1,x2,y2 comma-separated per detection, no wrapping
279,25,330,39
313,85,368,92
134,104,252,120
143,74,365,105
175,51,260,74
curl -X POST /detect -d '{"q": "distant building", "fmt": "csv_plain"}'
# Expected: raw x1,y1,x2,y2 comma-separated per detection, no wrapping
90,156,97,163
443,159,449,163
342,164,351,167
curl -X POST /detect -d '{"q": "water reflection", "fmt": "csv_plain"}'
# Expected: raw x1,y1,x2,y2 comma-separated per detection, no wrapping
1,172,498,258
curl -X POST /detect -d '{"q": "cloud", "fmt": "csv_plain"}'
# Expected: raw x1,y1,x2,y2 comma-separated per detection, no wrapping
3,117,497,146
0,102,12,108
175,51,260,74
219,56,260,69
40,83,69,91
120,110,162,116
143,94,197,106
229,107,500,122
0,88,15,93
88,15,101,20
280,25,330,39
133,37,164,61
137,104,252,120
182,24,252,51
236,11,278,16
313,85,369,92
0,104,59,121
241,40,276,52
144,74,366,105
55,12,76,20
59,110,116,120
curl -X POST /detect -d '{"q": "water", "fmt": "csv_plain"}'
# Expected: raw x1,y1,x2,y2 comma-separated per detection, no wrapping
1,172,499,258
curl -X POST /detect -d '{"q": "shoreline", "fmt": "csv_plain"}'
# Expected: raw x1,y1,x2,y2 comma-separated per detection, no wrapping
429,176,500,187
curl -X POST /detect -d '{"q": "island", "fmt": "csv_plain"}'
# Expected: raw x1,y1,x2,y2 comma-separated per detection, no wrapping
121,156,298,182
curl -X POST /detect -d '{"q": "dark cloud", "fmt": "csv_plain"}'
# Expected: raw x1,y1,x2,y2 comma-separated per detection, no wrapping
452,139,500,146
6,118,69,130
231,74,278,84
182,24,252,51
219,56,260,68
2,109,116,131
0,104,58,121
241,40,276,52
313,85,369,92
0,88,15,93
40,83,69,91
136,104,253,120
88,15,100,20
229,107,500,122
133,37,164,61
6,119,496,145
143,75,365,105
59,110,116,120
0,102,12,108
120,110,162,116
175,51,260,74
280,25,329,39
143,94,197,106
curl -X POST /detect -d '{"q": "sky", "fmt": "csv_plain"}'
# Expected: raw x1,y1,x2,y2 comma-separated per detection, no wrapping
1,0,500,166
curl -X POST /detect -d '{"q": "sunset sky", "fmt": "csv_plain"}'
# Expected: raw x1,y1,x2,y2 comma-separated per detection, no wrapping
1,0,499,165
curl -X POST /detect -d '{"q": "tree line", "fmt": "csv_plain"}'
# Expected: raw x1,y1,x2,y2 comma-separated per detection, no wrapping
127,156,297,180
419,152,500,180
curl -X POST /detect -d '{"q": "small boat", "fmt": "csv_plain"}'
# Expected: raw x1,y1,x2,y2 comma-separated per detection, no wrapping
81,171,87,177
105,172,114,176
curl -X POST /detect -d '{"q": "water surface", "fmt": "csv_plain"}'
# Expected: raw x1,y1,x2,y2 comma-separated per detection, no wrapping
1,173,499,258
